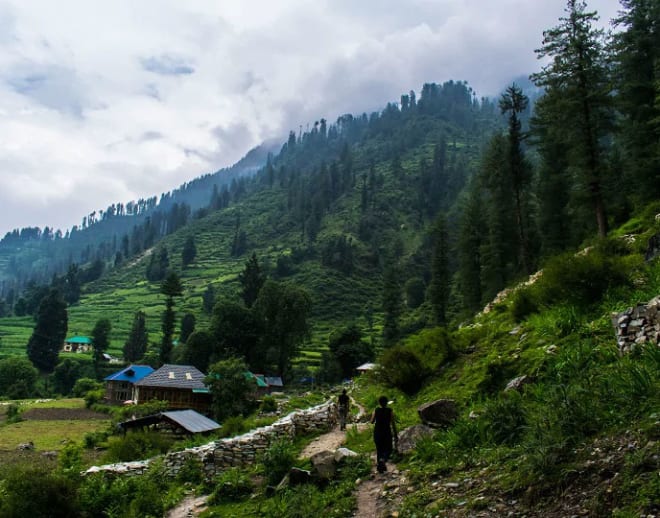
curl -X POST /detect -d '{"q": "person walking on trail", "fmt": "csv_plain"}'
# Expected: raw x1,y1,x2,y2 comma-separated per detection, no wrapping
338,389,350,431
370,396,398,473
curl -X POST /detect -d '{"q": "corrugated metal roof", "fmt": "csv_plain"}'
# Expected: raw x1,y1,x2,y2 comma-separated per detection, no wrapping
264,376,284,387
161,410,220,433
245,372,268,387
104,365,155,383
65,335,92,344
135,364,207,389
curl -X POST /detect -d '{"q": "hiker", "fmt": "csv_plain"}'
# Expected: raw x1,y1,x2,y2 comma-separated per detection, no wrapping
370,395,398,473
337,388,350,430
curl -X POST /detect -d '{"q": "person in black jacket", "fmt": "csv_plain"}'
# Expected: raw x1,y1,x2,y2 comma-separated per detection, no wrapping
337,389,350,430
370,395,398,473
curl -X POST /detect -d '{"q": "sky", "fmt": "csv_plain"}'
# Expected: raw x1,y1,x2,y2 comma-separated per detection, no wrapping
0,0,621,237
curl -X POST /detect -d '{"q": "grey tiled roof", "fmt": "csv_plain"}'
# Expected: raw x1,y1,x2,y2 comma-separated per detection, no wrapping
135,364,207,390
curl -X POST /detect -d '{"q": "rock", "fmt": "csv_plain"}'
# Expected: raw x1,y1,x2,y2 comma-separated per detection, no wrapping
286,467,312,488
417,399,458,428
504,375,534,392
17,441,34,450
310,450,336,479
334,447,358,463
396,424,435,454
645,232,660,261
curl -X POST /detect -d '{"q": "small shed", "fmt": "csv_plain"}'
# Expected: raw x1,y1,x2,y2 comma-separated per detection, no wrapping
118,409,220,436
265,376,284,392
356,362,377,374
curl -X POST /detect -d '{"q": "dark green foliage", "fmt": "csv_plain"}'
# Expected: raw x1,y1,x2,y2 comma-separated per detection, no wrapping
260,438,296,486
510,287,539,322
123,310,149,362
145,247,169,282
238,252,265,308
378,345,429,394
253,280,312,378
52,358,86,396
180,329,214,372
91,317,112,373
175,456,204,485
478,356,518,394
456,181,486,313
404,277,425,309
210,299,260,369
428,214,449,323
179,312,195,343
208,468,254,504
320,234,354,274
327,323,374,379
382,259,402,346
533,244,631,308
104,431,173,463
0,465,80,518
261,395,278,412
160,271,183,364
206,357,256,422
202,284,216,314
181,235,197,266
26,288,67,373
0,356,38,398
483,391,527,446
532,0,614,237
72,377,103,397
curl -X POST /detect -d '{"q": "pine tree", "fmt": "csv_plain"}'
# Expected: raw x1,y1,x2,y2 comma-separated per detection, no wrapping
27,288,67,373
238,253,265,308
123,310,148,362
91,318,111,375
611,0,660,201
381,258,402,346
160,272,183,364
531,0,614,237
456,181,486,313
181,236,196,267
428,214,450,324
499,84,533,273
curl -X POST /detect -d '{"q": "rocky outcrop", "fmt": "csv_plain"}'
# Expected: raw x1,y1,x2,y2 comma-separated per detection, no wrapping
417,399,458,428
84,400,337,479
397,424,435,455
611,295,660,354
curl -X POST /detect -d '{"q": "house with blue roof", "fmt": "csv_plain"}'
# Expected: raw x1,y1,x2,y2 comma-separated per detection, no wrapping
104,365,155,405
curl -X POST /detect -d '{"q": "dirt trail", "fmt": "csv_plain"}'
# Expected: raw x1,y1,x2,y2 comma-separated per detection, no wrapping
165,494,207,518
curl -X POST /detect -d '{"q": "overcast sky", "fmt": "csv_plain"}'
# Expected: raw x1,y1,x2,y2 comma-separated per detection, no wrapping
0,0,620,236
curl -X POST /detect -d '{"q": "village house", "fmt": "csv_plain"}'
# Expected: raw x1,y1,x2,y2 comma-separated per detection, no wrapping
134,364,212,414
104,364,155,405
61,335,93,353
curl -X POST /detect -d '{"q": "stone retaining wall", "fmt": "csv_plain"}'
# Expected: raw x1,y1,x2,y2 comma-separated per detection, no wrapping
611,295,660,354
84,400,337,479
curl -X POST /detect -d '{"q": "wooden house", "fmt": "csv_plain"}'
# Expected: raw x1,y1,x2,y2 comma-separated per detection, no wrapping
134,364,211,414
104,365,155,405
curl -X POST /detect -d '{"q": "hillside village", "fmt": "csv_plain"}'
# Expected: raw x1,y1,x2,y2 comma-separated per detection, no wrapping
0,0,659,516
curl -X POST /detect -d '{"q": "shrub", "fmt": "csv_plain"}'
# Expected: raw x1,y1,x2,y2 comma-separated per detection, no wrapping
103,431,173,463
378,345,429,395
0,465,80,518
208,468,254,504
73,377,103,397
261,395,278,413
175,455,204,485
83,389,105,408
510,287,539,322
483,392,527,446
5,403,22,423
219,416,247,438
261,439,296,486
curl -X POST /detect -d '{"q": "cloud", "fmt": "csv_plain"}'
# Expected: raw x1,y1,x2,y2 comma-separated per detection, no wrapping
141,54,195,76
0,0,621,236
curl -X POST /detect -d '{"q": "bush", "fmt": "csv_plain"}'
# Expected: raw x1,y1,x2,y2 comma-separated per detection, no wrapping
208,468,254,504
0,465,80,518
219,416,247,438
175,455,204,485
84,389,105,408
261,395,278,413
510,287,539,322
378,345,429,395
72,377,103,397
483,392,527,446
261,439,296,486
103,431,173,463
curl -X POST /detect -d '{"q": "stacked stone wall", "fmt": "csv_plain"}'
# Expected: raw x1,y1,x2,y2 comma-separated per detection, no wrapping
84,400,337,479
611,295,660,354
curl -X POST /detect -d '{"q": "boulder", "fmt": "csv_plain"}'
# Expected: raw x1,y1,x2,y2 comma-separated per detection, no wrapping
310,450,336,479
417,399,458,428
334,447,358,463
396,425,435,455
